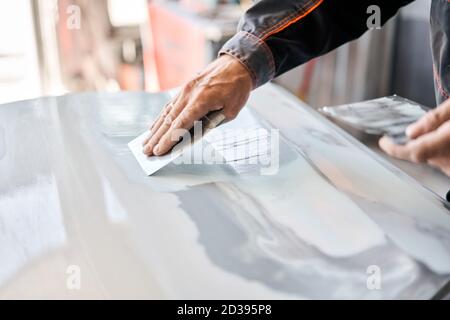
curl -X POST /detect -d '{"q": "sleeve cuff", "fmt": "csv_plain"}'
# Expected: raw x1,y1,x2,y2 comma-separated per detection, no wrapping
219,31,276,88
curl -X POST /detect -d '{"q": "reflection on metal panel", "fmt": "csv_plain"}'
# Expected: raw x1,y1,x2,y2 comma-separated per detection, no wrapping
0,84,449,299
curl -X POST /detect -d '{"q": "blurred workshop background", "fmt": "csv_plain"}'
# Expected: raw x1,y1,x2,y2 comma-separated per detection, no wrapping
0,0,435,108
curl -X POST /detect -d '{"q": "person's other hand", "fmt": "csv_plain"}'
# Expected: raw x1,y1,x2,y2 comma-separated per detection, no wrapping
143,54,253,156
379,99,450,176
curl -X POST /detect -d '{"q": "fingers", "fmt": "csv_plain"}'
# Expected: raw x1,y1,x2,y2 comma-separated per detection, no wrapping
408,135,445,163
153,103,214,156
142,114,171,155
379,136,431,163
142,103,173,148
408,122,450,162
380,121,450,163
143,100,186,156
143,102,239,157
406,98,450,139
149,91,184,134
149,102,173,134
379,136,411,160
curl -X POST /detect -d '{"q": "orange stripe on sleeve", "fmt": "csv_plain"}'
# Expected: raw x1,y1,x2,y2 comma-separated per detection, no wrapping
262,0,325,40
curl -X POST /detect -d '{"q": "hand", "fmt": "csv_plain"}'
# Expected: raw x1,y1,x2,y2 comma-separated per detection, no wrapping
379,99,450,176
143,54,253,156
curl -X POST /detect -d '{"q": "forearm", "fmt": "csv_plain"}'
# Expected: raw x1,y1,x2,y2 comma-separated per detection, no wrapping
220,0,414,88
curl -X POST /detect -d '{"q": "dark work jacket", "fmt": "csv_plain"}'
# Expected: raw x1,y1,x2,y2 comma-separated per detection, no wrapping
220,0,450,106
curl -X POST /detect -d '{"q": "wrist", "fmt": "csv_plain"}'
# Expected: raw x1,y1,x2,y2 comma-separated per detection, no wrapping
218,53,255,90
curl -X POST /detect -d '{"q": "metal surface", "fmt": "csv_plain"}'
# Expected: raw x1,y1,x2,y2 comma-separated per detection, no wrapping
1,84,450,299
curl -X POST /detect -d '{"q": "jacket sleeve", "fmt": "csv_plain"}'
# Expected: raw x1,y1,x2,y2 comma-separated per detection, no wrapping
219,0,414,88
